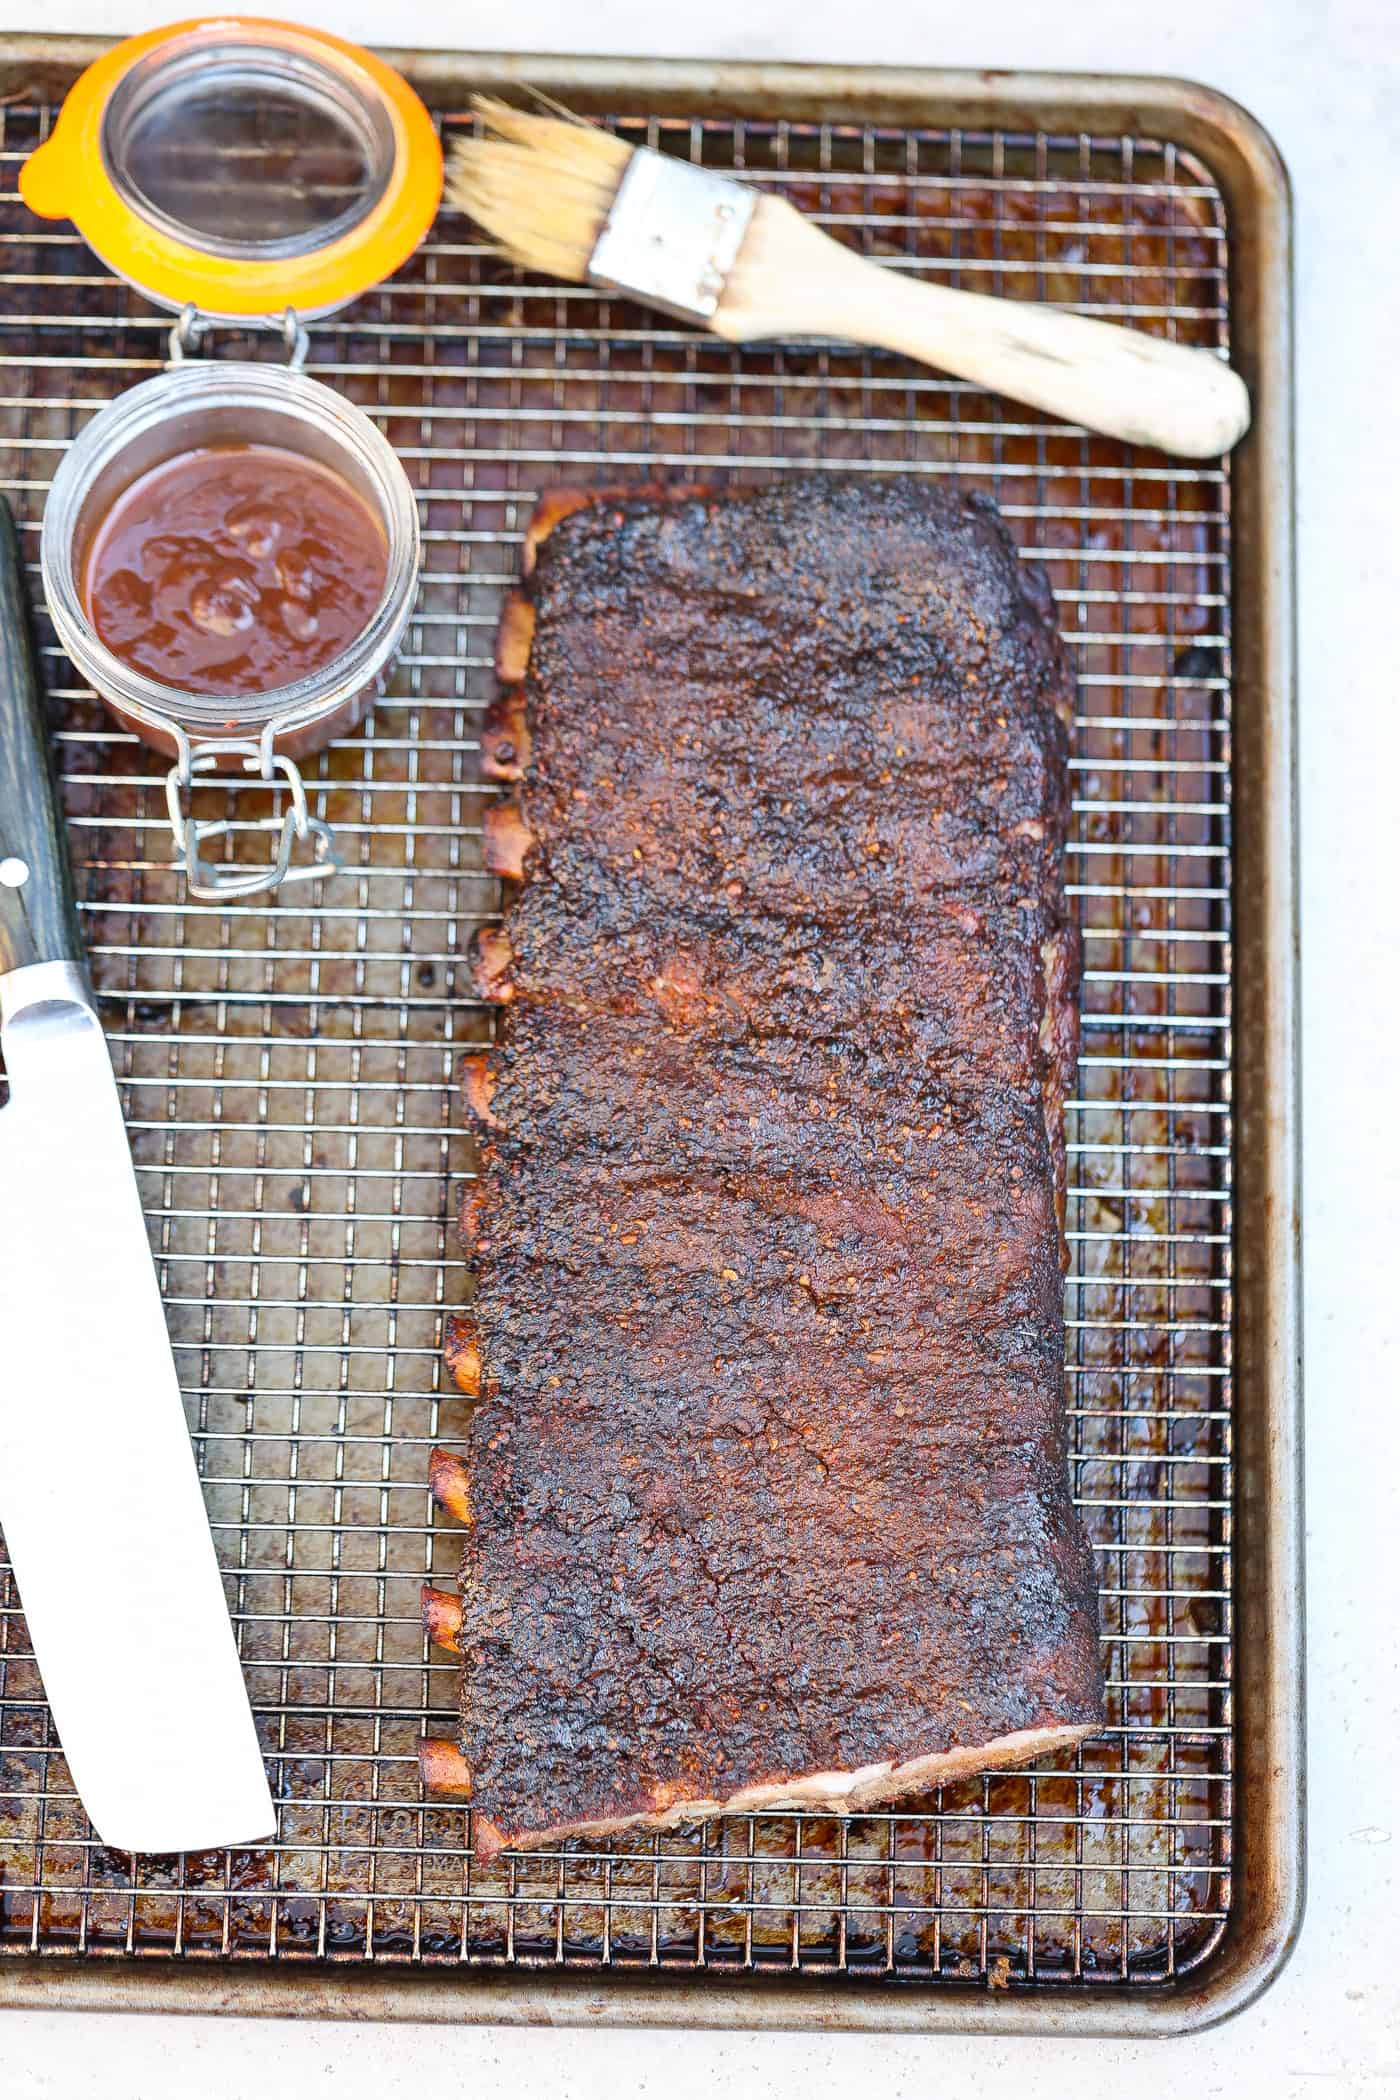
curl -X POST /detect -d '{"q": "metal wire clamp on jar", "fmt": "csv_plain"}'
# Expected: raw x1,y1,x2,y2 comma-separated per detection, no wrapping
21,17,442,899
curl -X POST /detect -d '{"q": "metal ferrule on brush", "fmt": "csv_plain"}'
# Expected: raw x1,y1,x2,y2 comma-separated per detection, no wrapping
586,149,756,322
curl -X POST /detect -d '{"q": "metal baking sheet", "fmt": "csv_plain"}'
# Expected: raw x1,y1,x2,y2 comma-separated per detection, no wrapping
0,44,1299,2034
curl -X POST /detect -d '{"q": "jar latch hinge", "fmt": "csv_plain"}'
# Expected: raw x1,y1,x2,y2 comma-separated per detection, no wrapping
167,303,310,370
164,724,340,901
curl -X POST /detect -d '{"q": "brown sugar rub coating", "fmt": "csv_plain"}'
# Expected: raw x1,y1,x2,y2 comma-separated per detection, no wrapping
426,477,1104,1859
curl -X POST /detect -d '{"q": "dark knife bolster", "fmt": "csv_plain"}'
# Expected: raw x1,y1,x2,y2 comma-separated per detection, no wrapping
0,495,82,976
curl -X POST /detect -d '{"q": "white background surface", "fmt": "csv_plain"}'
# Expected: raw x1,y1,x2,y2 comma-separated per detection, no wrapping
1,2,1396,2094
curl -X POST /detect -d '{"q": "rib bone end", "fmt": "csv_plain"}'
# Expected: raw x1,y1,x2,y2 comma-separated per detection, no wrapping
461,1055,501,1133
523,490,594,575
493,592,536,683
421,1584,464,1653
428,1445,472,1526
443,1314,482,1398
471,1815,508,1862
482,799,534,881
469,927,514,1005
419,1737,473,1799
481,690,531,783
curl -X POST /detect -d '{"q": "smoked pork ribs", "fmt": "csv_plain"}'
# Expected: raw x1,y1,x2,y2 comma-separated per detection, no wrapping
421,477,1105,1857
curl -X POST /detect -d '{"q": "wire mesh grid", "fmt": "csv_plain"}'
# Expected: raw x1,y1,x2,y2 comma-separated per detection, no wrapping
0,96,1231,1993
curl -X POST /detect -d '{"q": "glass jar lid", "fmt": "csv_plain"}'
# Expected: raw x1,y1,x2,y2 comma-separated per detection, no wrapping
19,17,442,320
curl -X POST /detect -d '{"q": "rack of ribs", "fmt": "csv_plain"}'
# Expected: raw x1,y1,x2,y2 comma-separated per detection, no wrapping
421,476,1105,1858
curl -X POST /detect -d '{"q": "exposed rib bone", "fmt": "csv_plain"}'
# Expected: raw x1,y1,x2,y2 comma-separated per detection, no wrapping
461,1055,501,1132
482,799,534,880
421,1584,464,1653
458,1180,487,1253
469,927,514,1005
481,690,531,783
443,1313,482,1398
494,592,536,682
428,1446,472,1525
418,1737,473,1798
522,489,593,575
470,1816,509,1860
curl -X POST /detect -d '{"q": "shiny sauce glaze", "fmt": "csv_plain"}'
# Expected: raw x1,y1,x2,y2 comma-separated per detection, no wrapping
84,443,389,695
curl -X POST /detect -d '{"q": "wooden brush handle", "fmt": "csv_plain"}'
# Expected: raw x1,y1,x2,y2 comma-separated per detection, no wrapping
730,200,1250,458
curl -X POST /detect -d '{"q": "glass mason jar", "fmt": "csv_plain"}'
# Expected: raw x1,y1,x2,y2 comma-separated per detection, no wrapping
41,337,421,898
22,18,442,897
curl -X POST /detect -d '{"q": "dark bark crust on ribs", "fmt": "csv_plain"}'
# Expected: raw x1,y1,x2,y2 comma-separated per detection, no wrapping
449,477,1103,1853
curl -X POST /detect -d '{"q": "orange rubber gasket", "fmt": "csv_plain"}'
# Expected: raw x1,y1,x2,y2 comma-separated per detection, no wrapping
19,16,443,318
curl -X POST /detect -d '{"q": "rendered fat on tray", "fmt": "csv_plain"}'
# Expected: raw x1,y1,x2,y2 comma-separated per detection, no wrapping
422,476,1105,1857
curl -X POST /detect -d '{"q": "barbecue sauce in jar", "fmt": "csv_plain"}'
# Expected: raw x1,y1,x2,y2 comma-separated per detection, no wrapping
83,443,388,696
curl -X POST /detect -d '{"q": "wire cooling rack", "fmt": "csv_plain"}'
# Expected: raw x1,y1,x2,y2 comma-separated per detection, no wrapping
0,96,1231,1994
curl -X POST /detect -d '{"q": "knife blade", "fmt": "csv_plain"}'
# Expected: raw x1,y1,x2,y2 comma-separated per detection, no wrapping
0,498,274,1853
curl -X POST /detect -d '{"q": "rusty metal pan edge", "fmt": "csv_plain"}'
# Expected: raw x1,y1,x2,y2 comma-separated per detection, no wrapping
0,41,1300,2038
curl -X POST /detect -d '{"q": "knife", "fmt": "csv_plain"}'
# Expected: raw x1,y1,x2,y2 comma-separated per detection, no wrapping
0,498,275,1853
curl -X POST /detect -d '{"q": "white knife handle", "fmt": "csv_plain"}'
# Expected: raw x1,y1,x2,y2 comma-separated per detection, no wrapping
0,495,82,976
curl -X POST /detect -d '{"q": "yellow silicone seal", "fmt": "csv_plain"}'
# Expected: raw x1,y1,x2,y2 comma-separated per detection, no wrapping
20,17,443,319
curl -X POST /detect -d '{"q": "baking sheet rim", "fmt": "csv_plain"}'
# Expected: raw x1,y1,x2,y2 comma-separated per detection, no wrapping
0,40,1301,2038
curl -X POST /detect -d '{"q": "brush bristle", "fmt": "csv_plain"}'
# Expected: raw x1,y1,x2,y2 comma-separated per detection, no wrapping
447,96,632,282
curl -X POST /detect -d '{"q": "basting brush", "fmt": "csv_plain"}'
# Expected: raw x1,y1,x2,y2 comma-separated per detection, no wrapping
449,99,1250,459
